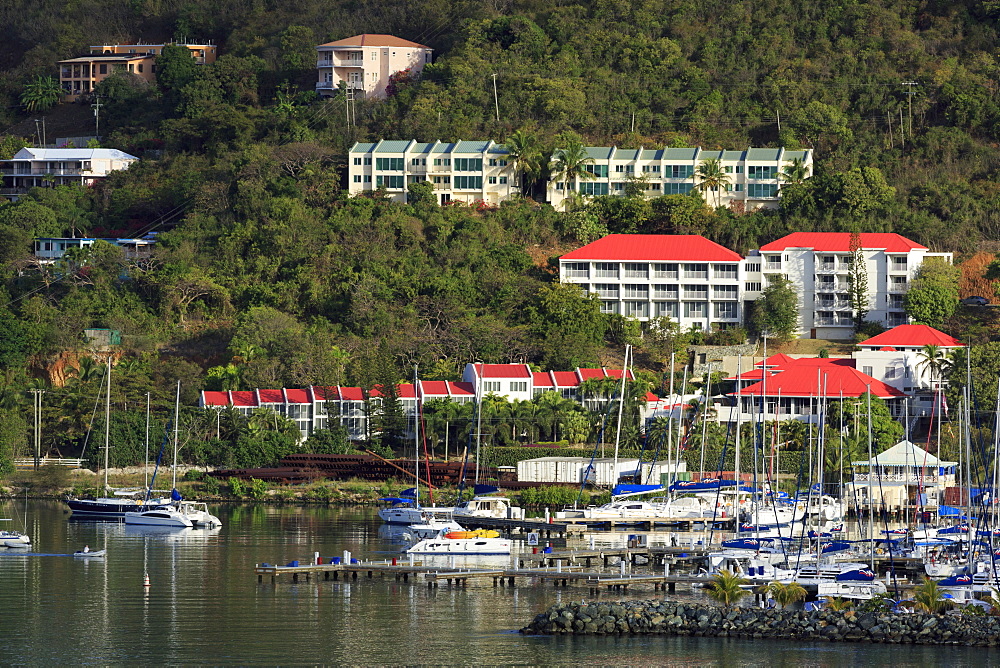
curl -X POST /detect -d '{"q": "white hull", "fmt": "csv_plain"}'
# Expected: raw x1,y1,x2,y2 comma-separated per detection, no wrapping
816,579,888,600
406,521,464,540
178,502,223,527
379,506,454,525
74,549,107,557
0,531,30,548
406,537,512,555
452,496,523,520
124,508,193,527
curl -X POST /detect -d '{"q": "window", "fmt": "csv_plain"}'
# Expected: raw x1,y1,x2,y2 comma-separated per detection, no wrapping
653,284,678,299
748,184,778,198
364,175,372,183
585,164,609,178
433,158,451,167
454,158,483,171
364,157,372,166
488,176,497,184
510,382,528,392
652,263,678,278
614,164,634,173
375,157,404,171
499,176,507,184
650,183,661,191
663,183,693,195
744,262,761,272
563,263,590,279
433,176,450,184
885,367,896,379
862,366,873,377
666,165,693,178
353,157,362,165
713,264,738,279
371,51,377,61
454,176,483,189
890,256,907,271
623,302,649,318
724,166,733,173
683,285,708,299
407,175,424,184
713,285,739,299
612,182,626,191
764,255,782,269
411,158,426,166
593,284,618,298
623,284,648,299
684,302,707,317
642,165,661,174
623,263,648,279
736,166,744,174
745,282,762,292
600,301,619,314
748,165,778,179
138,64,144,73
353,175,361,183
488,158,508,166
579,182,609,196
99,64,108,74
595,262,619,278
714,302,738,319
483,381,501,393
683,263,708,279
654,301,678,318
376,175,404,188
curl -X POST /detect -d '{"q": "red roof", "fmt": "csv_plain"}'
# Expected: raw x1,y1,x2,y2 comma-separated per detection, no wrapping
319,34,429,49
257,389,284,403
284,389,310,404
448,381,475,396
857,324,964,348
644,392,659,402
560,234,743,262
576,368,607,381
202,391,229,407
339,387,365,401
397,383,417,399
311,386,339,400
603,368,635,380
755,353,798,368
230,391,257,407
419,380,449,396
551,371,580,387
759,232,927,253
879,346,897,352
724,369,775,381
532,372,555,387
735,365,904,399
472,363,531,379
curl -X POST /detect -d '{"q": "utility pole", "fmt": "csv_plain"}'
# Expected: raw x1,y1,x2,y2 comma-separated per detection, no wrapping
30,389,44,469
92,96,103,139
901,81,917,139
491,73,499,123
34,119,42,147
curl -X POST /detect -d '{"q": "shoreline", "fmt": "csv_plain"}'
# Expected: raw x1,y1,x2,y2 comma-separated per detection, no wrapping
521,599,1000,646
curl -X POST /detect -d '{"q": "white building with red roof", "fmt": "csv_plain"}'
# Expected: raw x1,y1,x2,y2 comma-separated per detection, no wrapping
316,34,432,100
745,232,953,338
559,234,746,331
851,324,964,402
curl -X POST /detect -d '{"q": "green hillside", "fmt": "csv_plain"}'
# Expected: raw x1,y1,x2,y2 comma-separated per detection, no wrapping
0,0,999,470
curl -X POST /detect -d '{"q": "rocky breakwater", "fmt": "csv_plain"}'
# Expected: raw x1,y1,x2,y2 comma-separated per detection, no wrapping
520,600,1000,645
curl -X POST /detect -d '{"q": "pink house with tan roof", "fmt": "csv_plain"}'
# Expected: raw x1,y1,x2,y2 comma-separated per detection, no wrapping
316,34,432,100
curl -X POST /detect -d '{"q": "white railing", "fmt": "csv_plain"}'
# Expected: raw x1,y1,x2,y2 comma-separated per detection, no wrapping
853,473,942,484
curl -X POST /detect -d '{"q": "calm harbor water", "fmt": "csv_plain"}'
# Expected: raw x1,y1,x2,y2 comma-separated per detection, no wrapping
0,500,997,666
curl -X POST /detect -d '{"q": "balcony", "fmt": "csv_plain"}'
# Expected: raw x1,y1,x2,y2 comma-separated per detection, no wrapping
888,282,909,293
853,473,944,484
817,262,837,272
1,168,87,176
683,291,708,300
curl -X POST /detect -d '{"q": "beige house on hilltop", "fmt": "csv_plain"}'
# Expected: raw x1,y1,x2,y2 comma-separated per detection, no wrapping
316,34,432,100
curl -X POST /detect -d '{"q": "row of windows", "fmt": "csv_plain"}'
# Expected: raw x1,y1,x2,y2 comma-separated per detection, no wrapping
600,301,739,318
353,159,796,179
590,284,740,299
575,262,734,279
482,381,528,393
358,157,508,170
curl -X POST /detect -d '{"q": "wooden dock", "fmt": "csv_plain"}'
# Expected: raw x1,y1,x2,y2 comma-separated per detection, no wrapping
457,515,736,537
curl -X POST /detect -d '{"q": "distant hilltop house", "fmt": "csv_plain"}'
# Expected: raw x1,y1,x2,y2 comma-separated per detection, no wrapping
348,140,812,207
316,34,432,100
34,235,157,264
59,42,217,101
0,148,138,201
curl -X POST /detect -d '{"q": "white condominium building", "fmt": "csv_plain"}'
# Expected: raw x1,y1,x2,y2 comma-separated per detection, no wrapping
349,140,513,205
746,233,954,339
316,34,432,100
546,147,813,210
559,234,746,331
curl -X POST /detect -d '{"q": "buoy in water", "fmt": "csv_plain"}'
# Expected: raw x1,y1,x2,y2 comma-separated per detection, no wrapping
143,573,151,587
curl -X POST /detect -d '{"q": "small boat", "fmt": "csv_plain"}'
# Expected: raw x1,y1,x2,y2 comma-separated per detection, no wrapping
124,507,193,528
406,535,512,555
0,530,31,548
178,501,223,528
452,486,524,520
74,549,107,557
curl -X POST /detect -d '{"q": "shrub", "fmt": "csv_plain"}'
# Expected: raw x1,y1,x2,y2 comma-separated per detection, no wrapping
248,477,268,501
228,477,246,498
184,469,204,481
201,477,221,496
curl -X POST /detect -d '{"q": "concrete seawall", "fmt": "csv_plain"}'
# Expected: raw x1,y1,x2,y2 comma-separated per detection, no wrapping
521,599,1000,645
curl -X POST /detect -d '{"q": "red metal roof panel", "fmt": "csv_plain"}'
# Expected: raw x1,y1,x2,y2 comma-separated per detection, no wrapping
474,363,531,379
230,391,258,407
284,389,310,404
532,372,555,387
448,381,476,396
257,389,284,403
857,324,964,348
202,391,229,407
561,234,743,262
735,365,904,399
759,232,927,252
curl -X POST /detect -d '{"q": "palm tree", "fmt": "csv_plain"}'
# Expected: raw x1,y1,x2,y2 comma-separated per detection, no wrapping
705,569,749,608
824,596,854,611
694,158,730,208
913,577,951,614
503,129,543,198
21,75,63,112
766,580,808,608
550,138,595,208
779,158,809,186
916,344,952,391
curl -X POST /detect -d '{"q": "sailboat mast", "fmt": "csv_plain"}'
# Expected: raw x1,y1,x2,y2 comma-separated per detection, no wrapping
144,391,150,491
414,365,420,507
172,380,180,490
734,355,742,495
104,355,111,493
866,386,874,568
612,344,630,475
